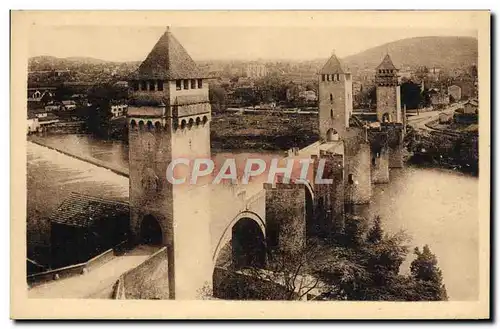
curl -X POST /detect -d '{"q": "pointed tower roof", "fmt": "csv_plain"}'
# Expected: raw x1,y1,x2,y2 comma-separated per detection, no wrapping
376,54,397,71
319,52,346,74
132,27,202,80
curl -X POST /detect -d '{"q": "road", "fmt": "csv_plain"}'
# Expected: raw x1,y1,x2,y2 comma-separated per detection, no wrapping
407,103,462,131
28,245,159,299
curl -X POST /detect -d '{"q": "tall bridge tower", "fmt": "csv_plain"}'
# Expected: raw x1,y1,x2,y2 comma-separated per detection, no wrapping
127,27,212,299
318,52,371,208
375,53,402,123
374,54,405,168
318,51,353,141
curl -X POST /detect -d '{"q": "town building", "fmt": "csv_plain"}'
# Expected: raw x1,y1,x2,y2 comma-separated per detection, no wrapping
110,104,128,118
298,90,317,102
463,98,478,114
429,88,450,107
447,85,462,102
245,63,268,78
27,87,56,103
61,100,77,111
27,115,39,134
44,103,61,112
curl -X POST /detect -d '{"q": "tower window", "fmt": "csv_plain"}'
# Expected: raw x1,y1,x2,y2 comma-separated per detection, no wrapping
198,79,203,88
330,93,333,102
157,80,163,91
141,81,147,91
336,74,340,81
327,75,330,81
183,80,189,90
191,79,196,89
348,174,354,185
330,109,334,119
149,80,156,91
176,80,182,90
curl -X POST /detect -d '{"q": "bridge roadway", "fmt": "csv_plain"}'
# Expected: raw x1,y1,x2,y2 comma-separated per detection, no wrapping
28,245,159,299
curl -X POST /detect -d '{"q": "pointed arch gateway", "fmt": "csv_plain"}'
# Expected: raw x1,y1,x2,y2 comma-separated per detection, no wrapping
140,215,163,245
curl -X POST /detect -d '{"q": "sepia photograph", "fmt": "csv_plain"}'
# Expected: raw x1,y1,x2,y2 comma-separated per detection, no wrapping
10,10,490,319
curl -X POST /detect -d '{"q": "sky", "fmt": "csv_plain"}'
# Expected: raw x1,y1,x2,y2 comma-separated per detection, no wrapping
28,26,477,62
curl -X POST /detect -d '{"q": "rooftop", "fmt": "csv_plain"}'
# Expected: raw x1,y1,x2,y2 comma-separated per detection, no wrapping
376,54,397,71
131,27,203,80
319,52,346,75
50,192,130,228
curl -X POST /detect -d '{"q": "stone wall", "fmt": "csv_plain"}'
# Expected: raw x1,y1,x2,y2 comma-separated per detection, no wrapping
264,183,306,254
371,148,390,183
377,86,400,123
121,247,170,299
345,141,372,204
312,152,345,236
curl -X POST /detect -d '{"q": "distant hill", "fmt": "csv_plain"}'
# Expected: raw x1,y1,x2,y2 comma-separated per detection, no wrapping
28,56,114,71
342,36,478,72
28,36,478,78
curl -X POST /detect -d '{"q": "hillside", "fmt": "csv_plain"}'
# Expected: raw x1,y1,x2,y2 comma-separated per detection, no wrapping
28,56,114,71
28,36,478,78
342,36,478,72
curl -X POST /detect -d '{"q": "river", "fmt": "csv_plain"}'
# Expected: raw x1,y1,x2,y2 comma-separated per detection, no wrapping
27,134,478,300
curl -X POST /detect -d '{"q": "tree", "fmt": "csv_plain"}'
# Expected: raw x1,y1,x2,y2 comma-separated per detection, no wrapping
342,214,369,248
410,245,448,301
86,83,118,137
366,216,383,244
401,81,423,109
246,241,330,300
209,84,227,112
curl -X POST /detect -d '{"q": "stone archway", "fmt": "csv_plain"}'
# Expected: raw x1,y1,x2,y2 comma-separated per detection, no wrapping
326,128,338,142
382,112,391,123
231,217,266,269
140,215,163,246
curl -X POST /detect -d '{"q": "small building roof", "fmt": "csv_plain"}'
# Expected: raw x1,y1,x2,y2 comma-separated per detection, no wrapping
376,54,397,71
466,98,478,107
131,27,203,80
50,192,130,228
319,53,346,75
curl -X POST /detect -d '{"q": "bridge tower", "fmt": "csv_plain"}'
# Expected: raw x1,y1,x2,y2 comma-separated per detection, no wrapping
127,27,212,299
375,53,402,124
375,53,405,168
318,52,371,210
318,51,353,141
